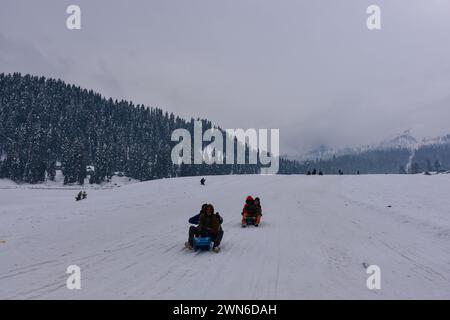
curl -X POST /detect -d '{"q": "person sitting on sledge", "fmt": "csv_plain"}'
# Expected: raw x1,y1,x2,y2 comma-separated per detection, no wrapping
186,204,222,252
189,203,207,224
253,197,262,226
189,204,223,225
241,195,259,227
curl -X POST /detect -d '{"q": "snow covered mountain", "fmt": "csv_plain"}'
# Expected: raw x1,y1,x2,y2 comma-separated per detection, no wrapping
1,174,449,299
298,130,450,162
295,144,336,161
378,130,419,150
420,134,450,146
288,130,450,175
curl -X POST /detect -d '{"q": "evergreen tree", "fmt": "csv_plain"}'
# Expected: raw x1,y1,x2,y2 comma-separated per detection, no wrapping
434,159,442,173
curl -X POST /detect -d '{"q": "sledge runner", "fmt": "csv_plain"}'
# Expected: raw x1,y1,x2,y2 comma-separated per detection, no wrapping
185,204,223,252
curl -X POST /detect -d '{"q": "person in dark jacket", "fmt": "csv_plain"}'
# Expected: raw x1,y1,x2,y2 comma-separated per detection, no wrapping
200,178,206,185
189,204,208,224
189,204,223,225
253,197,263,226
186,204,223,251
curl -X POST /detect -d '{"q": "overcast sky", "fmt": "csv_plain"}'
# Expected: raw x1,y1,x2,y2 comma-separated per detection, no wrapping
1,0,450,156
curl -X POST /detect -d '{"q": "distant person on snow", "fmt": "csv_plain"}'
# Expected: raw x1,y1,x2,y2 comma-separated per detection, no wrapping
186,204,222,252
200,178,206,185
241,196,262,227
75,191,83,201
82,191,87,199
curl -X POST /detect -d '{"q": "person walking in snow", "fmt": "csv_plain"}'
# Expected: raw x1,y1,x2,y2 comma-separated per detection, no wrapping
200,178,206,185
186,204,222,252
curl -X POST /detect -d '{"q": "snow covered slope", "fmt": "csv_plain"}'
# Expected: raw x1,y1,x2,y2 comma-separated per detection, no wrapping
0,171,139,190
1,175,449,299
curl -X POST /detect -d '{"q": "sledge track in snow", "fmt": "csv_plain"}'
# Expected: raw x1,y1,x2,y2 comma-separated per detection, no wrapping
1,175,450,299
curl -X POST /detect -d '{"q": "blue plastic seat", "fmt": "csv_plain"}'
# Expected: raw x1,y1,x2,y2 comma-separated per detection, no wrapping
193,237,212,251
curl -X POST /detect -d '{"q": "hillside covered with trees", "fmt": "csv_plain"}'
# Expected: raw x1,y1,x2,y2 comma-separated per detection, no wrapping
0,73,261,184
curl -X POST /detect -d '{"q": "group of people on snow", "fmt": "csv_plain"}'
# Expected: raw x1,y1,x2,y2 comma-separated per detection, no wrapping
241,196,262,227
185,203,223,252
185,196,263,252
307,169,323,175
307,169,362,175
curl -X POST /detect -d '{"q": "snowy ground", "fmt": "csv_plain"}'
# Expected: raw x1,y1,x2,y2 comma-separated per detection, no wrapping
0,174,449,299
0,171,139,190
